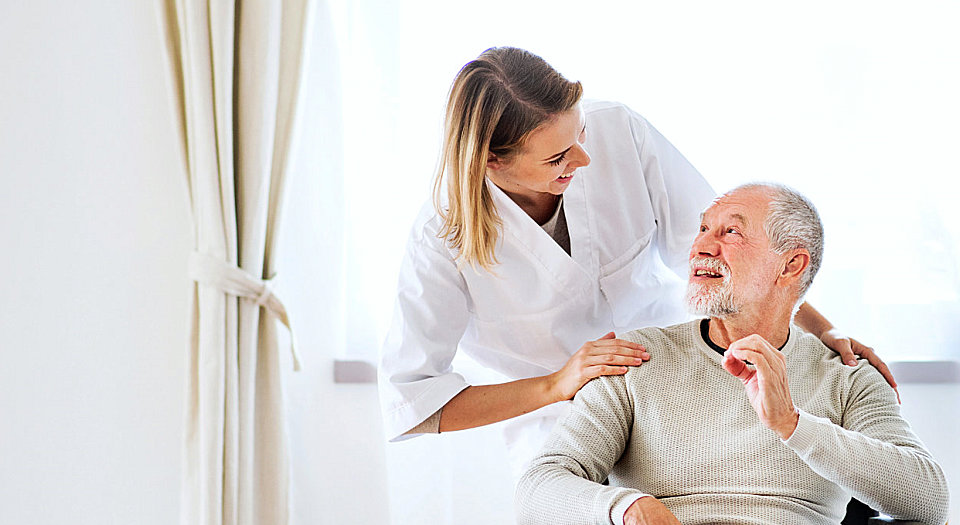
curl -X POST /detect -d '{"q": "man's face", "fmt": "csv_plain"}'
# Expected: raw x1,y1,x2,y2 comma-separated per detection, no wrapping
685,188,781,317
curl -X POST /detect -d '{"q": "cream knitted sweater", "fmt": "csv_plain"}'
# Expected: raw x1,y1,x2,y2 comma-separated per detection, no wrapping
516,320,949,524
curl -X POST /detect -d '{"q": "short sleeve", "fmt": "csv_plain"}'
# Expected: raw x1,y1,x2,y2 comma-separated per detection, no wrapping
378,220,472,441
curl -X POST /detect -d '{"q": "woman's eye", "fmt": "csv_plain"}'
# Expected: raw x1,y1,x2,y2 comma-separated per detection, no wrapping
548,153,566,166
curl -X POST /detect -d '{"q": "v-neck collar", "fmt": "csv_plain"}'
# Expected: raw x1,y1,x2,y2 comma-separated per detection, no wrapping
486,177,597,289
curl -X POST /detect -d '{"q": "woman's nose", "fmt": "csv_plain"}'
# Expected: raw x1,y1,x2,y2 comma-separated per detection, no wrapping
570,143,591,169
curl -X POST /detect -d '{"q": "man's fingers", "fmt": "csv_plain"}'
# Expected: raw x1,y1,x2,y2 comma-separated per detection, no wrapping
722,351,752,379
730,347,765,369
729,346,783,384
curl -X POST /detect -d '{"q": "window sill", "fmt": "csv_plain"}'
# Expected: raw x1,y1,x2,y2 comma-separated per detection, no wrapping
332,359,960,384
333,359,378,383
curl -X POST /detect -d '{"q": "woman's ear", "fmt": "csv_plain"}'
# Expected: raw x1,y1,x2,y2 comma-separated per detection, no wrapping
486,152,503,171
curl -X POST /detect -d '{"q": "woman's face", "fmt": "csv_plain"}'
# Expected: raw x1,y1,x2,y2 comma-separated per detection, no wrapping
486,105,590,203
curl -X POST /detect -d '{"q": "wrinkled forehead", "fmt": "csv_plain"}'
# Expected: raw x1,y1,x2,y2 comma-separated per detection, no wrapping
703,188,772,215
699,189,770,227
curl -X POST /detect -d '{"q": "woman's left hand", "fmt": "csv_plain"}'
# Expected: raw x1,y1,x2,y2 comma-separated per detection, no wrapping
820,328,899,401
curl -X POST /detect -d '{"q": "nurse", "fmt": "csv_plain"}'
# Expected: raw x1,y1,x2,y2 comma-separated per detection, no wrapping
379,46,893,475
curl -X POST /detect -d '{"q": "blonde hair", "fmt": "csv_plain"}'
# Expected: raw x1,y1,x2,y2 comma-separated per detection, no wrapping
433,47,583,271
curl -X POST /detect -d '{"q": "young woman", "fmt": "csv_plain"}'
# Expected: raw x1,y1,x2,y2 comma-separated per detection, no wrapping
378,46,893,476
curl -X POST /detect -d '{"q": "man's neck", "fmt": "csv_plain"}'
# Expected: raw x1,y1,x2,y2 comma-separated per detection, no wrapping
707,310,792,349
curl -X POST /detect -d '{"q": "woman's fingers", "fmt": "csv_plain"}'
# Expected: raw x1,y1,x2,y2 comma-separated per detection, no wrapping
588,365,630,377
821,328,858,366
590,337,646,351
586,353,648,368
553,335,652,401
851,339,898,388
587,339,648,360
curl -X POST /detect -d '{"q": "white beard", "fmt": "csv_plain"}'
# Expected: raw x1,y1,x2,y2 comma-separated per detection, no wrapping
685,279,740,317
685,256,740,317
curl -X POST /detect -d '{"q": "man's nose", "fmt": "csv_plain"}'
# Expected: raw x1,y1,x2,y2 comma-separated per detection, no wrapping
691,233,719,257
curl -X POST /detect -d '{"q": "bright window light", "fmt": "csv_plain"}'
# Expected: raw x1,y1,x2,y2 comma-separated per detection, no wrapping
325,0,960,361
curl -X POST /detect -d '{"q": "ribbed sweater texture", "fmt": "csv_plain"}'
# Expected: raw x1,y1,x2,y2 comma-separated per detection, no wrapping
516,320,949,524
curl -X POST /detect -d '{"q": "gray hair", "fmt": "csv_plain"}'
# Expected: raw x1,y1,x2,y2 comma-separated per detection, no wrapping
734,182,824,298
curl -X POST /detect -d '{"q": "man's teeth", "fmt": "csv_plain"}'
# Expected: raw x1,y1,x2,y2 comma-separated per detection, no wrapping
695,270,722,277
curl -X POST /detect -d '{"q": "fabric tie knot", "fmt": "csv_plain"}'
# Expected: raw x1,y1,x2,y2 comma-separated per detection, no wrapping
188,250,302,370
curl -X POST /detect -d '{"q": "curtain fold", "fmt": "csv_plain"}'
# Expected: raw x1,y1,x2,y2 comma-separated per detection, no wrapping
163,1,312,523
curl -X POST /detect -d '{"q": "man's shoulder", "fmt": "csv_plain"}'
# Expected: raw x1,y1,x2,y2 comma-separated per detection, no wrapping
789,329,890,392
620,320,698,349
790,329,848,375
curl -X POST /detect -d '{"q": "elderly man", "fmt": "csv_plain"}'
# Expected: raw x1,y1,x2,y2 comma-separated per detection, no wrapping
515,183,949,525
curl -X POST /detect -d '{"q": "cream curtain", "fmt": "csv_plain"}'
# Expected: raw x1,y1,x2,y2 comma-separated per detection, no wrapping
162,1,311,524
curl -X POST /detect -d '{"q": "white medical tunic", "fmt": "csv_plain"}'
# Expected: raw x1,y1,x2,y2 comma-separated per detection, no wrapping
379,100,716,475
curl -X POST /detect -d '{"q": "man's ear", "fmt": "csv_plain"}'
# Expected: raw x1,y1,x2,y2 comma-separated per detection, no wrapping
779,249,810,284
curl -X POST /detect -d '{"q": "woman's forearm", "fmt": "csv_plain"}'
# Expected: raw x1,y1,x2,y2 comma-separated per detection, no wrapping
794,301,833,337
438,333,647,432
438,375,563,432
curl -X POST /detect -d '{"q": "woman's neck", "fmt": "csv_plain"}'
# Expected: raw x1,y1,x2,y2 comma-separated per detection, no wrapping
506,190,560,225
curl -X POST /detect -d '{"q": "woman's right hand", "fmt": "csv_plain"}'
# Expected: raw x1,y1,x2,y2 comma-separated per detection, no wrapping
547,332,649,402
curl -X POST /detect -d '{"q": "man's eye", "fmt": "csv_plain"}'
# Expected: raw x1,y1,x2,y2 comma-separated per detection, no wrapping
726,228,740,235
699,225,708,232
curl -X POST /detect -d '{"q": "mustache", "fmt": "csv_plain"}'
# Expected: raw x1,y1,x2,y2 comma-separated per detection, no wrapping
689,256,730,277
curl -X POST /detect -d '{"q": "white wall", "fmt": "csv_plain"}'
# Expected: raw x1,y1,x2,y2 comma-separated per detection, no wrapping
898,383,960,523
0,2,189,525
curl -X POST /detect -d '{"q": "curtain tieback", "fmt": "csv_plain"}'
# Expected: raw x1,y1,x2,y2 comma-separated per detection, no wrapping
188,251,302,371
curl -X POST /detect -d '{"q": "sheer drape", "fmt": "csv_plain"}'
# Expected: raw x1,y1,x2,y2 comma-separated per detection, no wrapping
162,0,311,523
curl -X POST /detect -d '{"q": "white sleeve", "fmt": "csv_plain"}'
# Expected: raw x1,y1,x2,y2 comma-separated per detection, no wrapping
782,365,950,524
629,113,715,279
515,374,647,525
378,228,471,441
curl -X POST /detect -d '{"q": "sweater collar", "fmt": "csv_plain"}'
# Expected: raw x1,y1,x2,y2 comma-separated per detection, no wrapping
698,318,790,357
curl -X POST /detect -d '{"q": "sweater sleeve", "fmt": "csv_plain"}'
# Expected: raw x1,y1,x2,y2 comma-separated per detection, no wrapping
782,364,950,524
515,373,648,525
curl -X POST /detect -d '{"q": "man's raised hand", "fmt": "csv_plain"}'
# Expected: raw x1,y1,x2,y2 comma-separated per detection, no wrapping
722,334,799,440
